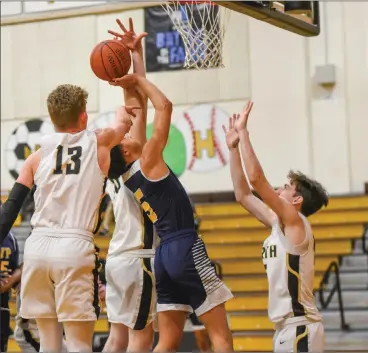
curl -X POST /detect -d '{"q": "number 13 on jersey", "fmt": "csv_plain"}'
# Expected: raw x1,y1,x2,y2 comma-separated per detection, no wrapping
53,145,82,175
134,189,158,223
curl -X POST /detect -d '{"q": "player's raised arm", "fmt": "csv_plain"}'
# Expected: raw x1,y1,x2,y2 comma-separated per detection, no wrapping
234,102,303,230
112,74,172,174
108,17,148,145
96,105,139,149
0,151,40,244
223,113,276,228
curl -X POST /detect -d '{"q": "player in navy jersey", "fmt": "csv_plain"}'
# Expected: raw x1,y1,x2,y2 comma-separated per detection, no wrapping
0,229,21,352
108,74,234,352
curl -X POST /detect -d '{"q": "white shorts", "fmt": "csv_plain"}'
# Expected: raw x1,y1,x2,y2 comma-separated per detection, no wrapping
20,231,99,321
106,256,156,329
15,293,40,352
273,321,325,352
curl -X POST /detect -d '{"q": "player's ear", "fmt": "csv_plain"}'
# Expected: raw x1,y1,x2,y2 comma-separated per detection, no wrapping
120,141,129,156
292,195,303,206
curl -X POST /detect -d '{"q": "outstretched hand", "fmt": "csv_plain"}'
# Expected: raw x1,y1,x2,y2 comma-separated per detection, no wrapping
116,105,141,131
109,74,139,89
233,101,254,132
222,114,240,149
108,17,148,51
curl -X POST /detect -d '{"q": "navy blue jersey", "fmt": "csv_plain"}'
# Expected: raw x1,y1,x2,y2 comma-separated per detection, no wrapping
123,160,195,239
1,232,19,309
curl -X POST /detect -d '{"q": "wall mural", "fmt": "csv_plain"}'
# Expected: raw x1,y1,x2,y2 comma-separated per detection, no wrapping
5,119,55,180
4,104,230,180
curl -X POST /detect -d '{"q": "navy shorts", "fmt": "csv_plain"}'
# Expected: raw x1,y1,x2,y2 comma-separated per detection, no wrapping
0,309,11,352
155,231,233,316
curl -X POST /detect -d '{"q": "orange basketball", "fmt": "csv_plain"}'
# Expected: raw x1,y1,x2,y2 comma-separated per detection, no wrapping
90,40,132,81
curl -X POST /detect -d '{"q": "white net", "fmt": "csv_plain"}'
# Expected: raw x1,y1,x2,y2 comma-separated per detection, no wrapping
161,1,228,70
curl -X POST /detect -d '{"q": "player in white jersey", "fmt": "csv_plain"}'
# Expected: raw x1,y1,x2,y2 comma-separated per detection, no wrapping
0,84,138,352
224,102,329,352
102,18,157,353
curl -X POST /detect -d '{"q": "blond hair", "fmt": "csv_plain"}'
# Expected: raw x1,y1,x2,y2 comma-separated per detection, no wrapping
47,84,88,129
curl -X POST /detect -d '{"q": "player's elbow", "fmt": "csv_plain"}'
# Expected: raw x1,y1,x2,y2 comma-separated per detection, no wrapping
158,98,173,113
234,190,245,203
248,173,265,188
235,193,251,209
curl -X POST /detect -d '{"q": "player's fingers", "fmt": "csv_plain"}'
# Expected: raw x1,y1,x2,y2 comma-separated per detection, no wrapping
232,113,238,125
246,101,254,114
116,18,128,33
108,30,124,39
129,17,134,32
125,106,141,116
135,33,148,45
138,32,148,39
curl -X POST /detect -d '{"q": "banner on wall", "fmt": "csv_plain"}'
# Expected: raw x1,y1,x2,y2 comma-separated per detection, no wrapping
144,6,186,72
4,104,230,181
144,5,220,72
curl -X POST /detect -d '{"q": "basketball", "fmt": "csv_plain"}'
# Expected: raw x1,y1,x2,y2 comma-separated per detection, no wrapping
90,40,132,81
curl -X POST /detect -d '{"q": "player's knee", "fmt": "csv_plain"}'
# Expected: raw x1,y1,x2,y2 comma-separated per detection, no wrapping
194,330,212,352
128,325,154,352
104,324,128,352
198,305,233,352
154,340,181,353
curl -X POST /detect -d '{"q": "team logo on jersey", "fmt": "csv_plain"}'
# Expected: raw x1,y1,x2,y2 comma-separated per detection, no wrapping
5,119,54,180
262,244,277,259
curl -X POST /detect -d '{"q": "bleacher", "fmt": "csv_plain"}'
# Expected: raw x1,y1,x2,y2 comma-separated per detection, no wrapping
5,195,368,352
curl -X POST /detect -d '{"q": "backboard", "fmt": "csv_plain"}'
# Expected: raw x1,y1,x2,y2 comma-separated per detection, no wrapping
215,1,320,37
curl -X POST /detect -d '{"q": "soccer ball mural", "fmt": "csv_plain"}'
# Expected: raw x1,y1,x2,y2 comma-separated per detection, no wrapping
5,119,54,180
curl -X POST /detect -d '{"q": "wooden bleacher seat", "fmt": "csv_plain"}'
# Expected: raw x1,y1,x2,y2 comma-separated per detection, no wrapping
195,195,368,217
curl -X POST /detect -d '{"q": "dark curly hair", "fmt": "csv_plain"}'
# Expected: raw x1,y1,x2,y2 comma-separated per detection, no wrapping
288,170,329,217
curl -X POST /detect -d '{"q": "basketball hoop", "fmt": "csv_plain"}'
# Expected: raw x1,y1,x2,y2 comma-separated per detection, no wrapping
161,0,229,70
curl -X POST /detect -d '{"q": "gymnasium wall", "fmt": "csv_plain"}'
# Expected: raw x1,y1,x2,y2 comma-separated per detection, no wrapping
1,2,367,194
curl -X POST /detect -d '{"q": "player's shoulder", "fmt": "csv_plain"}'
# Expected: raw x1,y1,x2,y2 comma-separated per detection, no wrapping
25,149,42,174
94,127,116,146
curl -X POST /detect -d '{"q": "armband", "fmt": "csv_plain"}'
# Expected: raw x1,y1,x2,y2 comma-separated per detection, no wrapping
0,183,30,244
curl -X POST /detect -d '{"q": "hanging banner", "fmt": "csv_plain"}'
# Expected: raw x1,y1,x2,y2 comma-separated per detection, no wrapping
144,5,186,72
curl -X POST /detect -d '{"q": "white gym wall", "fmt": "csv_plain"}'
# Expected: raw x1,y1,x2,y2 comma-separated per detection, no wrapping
1,1,367,194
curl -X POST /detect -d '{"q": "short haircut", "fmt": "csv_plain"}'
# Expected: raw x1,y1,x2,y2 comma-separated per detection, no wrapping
108,144,127,180
47,84,88,129
288,170,329,217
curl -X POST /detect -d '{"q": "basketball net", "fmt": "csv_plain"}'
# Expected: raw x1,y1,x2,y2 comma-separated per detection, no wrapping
161,1,229,70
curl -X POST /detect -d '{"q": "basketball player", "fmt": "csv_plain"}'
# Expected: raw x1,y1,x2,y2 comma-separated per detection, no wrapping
108,73,234,353
102,18,157,353
0,85,138,352
223,102,328,352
